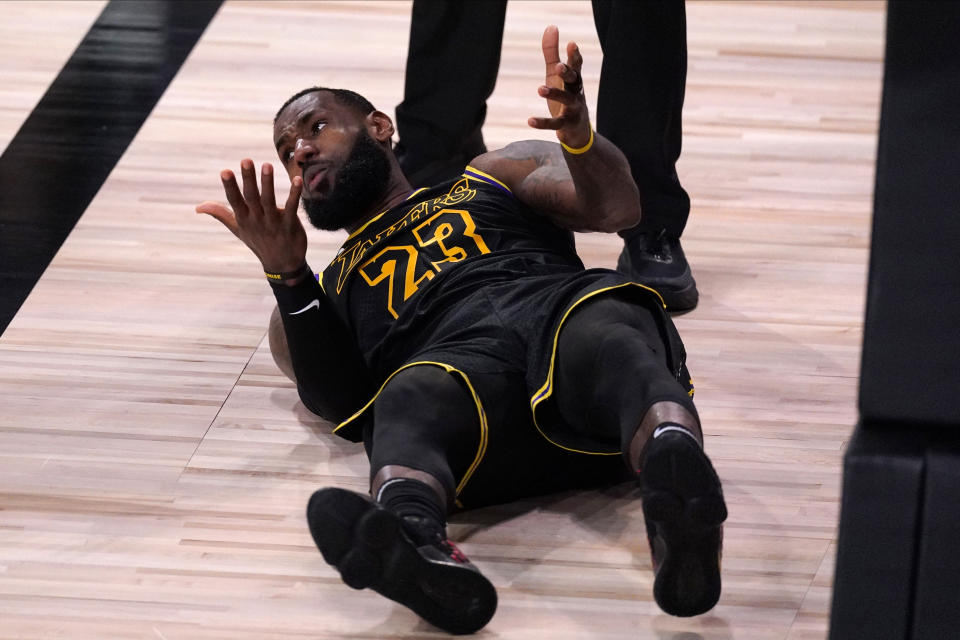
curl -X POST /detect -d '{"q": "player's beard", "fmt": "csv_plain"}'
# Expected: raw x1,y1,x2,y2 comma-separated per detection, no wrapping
302,130,391,231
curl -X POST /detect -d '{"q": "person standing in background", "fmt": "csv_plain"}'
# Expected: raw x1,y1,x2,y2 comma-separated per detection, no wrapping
394,0,698,311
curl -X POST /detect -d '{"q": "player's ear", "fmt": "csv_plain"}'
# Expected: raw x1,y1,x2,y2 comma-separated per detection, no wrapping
366,110,395,143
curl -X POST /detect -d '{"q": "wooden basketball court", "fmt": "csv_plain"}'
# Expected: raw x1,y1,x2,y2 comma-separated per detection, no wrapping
0,1,884,638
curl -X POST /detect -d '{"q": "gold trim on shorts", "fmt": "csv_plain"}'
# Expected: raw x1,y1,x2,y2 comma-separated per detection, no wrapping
334,361,489,505
529,282,667,456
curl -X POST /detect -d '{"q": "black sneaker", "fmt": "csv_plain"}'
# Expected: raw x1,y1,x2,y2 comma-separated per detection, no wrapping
306,487,497,635
617,230,699,312
639,428,726,617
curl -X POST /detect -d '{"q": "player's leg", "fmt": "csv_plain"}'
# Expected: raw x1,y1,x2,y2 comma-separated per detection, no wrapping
305,365,496,634
552,295,725,616
553,296,700,462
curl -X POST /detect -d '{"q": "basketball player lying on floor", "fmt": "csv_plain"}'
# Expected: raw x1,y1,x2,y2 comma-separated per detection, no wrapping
197,26,726,634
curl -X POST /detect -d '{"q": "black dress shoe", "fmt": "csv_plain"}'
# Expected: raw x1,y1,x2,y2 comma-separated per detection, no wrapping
617,229,699,312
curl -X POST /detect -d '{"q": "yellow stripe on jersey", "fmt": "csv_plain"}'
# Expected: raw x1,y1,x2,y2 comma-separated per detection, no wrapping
342,188,430,243
463,165,512,193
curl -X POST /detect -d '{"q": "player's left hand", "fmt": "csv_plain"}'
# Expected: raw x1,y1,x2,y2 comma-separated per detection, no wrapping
528,25,591,149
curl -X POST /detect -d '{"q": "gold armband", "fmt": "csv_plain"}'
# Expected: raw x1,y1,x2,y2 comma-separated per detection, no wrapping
560,128,595,155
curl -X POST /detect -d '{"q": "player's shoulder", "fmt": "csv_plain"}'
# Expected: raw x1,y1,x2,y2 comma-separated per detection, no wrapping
468,139,562,193
459,164,514,196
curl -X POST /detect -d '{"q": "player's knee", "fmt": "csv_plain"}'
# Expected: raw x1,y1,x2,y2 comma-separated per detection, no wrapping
372,365,481,471
268,305,297,383
375,365,469,428
565,318,653,377
598,323,659,363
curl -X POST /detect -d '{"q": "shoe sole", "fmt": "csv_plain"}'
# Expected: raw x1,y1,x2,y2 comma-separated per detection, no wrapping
306,487,497,635
616,253,699,312
641,433,727,617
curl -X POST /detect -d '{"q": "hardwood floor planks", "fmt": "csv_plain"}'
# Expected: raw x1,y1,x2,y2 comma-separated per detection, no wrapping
0,2,884,638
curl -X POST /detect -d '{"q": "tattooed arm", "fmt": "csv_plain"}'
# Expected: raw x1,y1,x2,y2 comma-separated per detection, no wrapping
470,138,639,232
468,26,641,233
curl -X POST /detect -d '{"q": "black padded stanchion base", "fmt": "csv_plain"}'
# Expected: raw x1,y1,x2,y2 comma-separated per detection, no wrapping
829,423,926,640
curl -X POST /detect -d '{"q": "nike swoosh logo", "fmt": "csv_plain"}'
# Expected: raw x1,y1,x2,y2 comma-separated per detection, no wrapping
289,299,319,315
652,424,698,443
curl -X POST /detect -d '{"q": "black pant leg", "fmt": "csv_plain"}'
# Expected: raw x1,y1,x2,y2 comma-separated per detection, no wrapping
592,0,690,238
395,0,507,160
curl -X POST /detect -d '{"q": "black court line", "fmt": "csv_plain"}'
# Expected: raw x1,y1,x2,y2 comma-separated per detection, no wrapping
0,0,223,337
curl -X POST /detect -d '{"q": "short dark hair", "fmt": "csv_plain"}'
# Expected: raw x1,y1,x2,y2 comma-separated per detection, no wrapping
274,87,376,123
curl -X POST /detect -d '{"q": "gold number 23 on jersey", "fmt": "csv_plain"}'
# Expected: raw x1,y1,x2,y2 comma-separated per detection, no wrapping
358,209,491,319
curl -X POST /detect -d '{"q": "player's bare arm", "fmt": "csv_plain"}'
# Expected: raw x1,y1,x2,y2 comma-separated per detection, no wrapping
196,158,372,424
470,25,641,233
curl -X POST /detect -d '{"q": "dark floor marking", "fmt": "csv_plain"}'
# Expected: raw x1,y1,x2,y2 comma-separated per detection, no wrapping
0,0,223,336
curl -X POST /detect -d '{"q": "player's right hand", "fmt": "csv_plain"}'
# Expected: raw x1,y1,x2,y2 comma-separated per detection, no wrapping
196,159,307,274
528,25,592,150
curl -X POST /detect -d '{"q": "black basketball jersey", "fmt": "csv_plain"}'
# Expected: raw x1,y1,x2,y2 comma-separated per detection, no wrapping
320,167,584,377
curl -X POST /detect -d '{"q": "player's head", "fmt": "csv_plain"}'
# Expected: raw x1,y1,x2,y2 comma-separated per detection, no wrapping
273,87,393,231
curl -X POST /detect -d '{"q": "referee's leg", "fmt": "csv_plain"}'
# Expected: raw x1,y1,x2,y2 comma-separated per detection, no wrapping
552,295,726,617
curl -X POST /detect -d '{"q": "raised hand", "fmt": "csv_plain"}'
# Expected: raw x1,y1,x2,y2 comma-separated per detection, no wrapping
528,25,592,150
196,159,307,274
